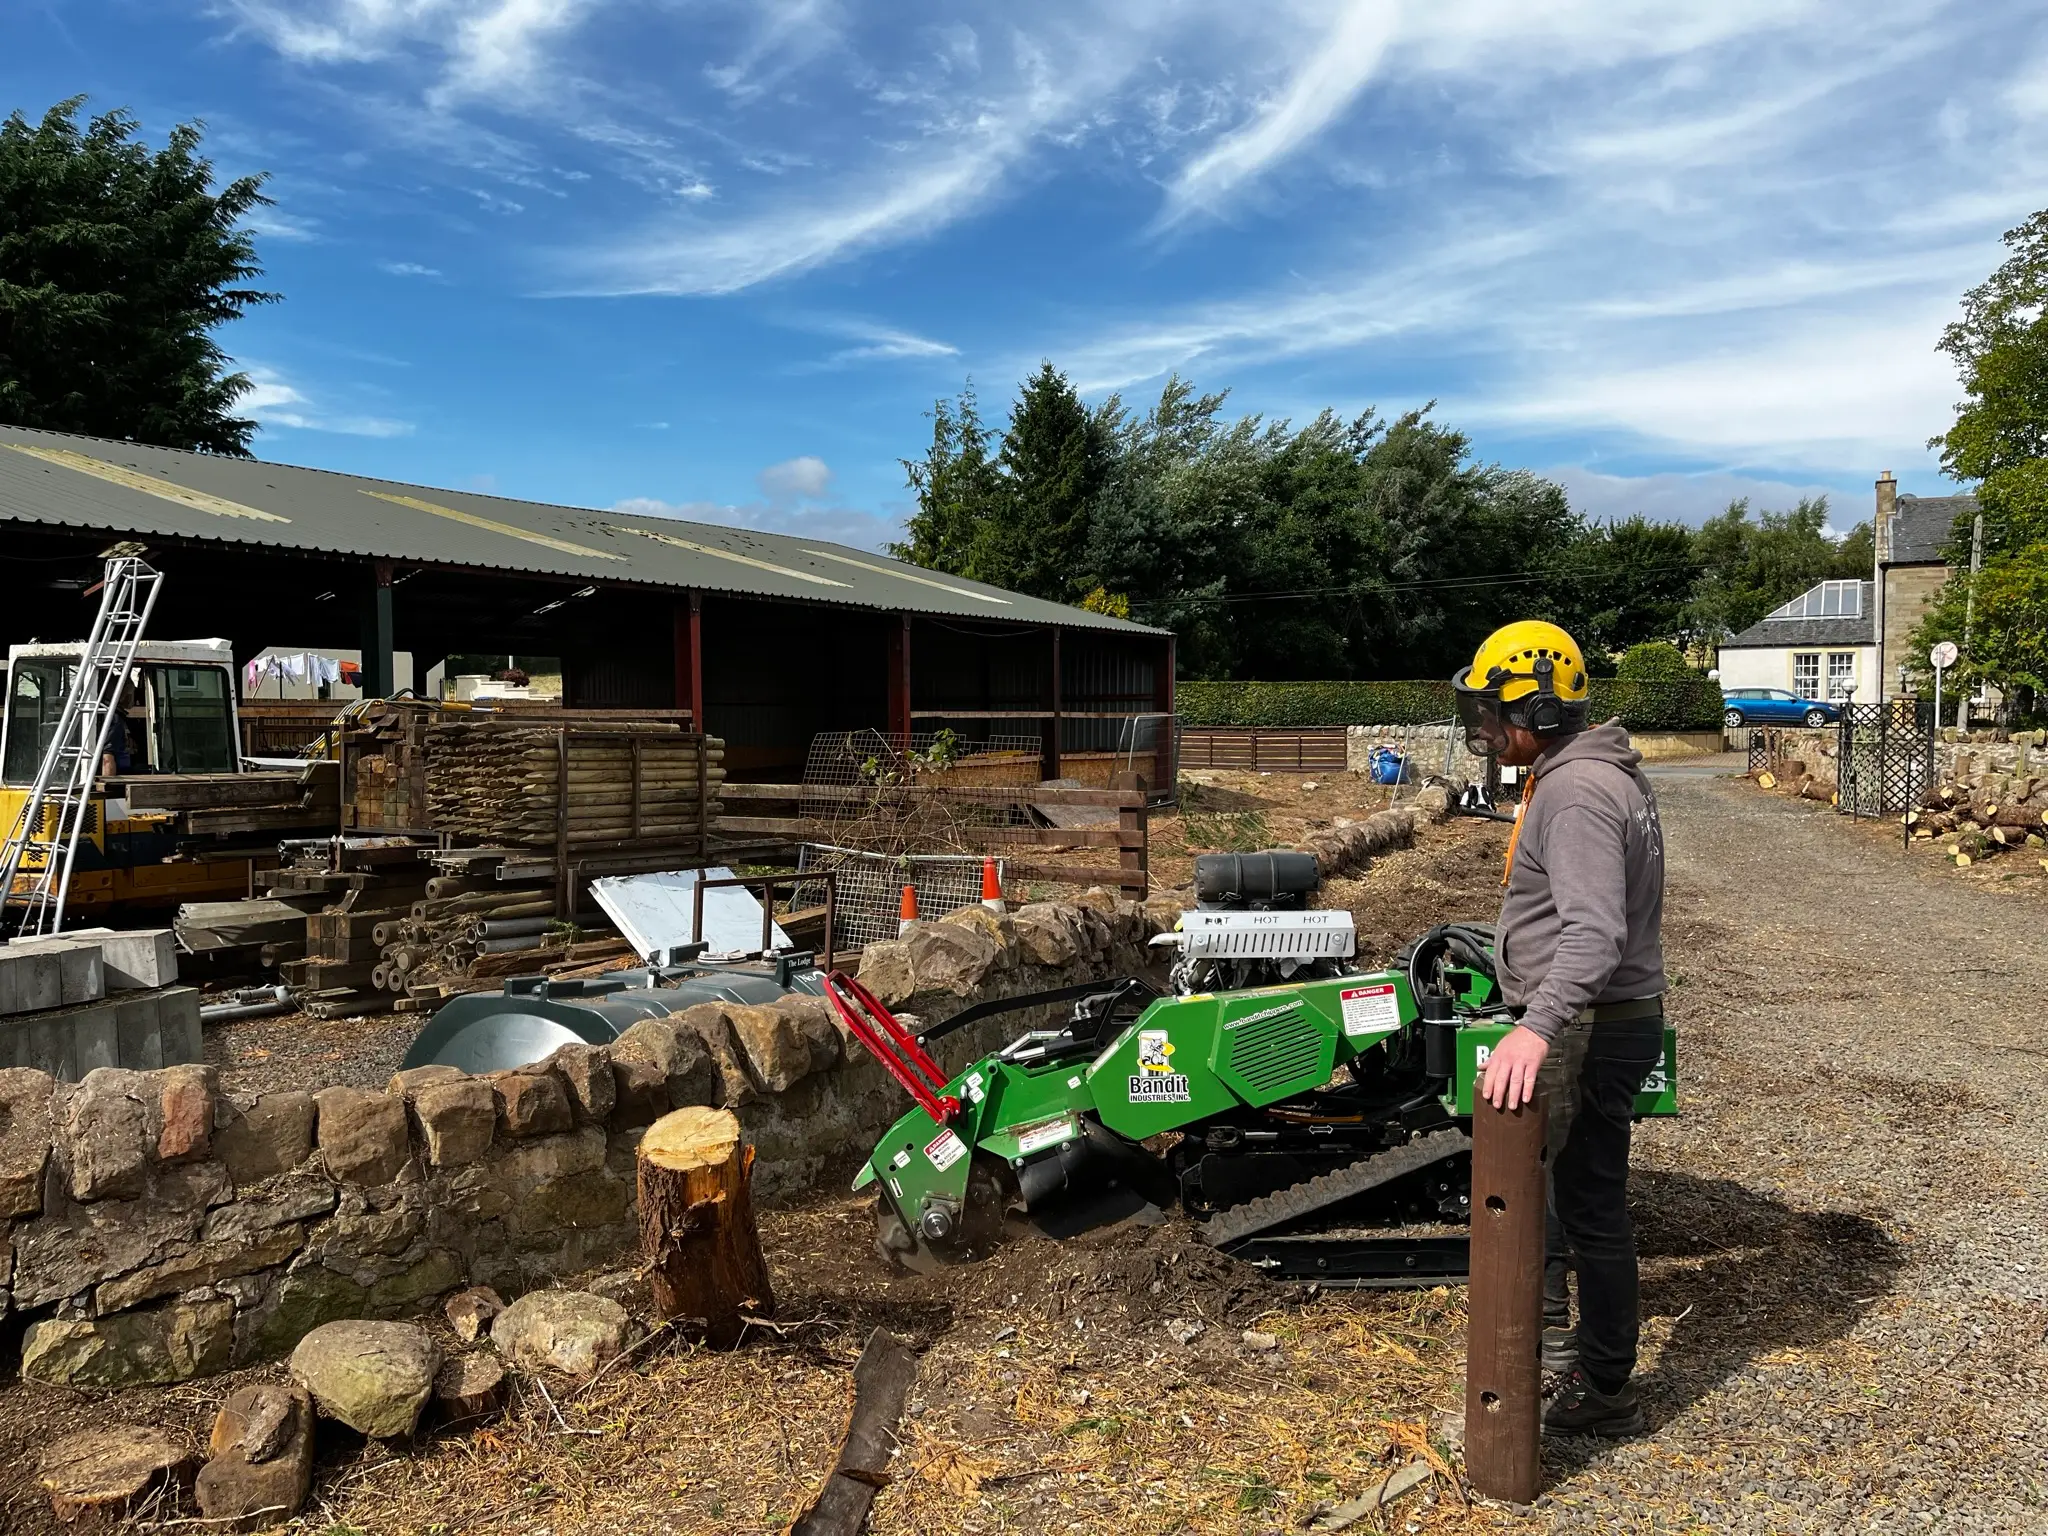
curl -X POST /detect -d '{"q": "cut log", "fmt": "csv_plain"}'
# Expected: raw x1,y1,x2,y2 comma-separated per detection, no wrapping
38,1426,194,1523
638,1106,776,1348
787,1331,920,1536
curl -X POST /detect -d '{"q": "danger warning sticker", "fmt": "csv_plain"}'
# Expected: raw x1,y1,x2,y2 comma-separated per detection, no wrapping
1339,983,1400,1038
924,1128,967,1172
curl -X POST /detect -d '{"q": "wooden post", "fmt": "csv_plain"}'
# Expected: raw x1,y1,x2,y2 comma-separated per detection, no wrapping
887,614,912,740
1041,627,1063,782
1154,632,1176,797
1115,789,1148,900
1465,1086,1546,1504
553,729,570,920
637,1107,776,1348
673,592,704,728
788,1330,919,1536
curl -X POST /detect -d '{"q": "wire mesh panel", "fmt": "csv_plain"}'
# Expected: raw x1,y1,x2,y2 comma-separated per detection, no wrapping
794,843,1000,950
1836,699,1935,817
797,729,1042,853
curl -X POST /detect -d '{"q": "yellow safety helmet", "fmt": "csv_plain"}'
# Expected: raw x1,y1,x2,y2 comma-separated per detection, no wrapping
1453,620,1590,752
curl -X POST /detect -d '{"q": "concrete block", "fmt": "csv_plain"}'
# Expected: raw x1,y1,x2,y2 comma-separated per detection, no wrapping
68,928,180,990
8,937,106,1004
158,987,202,1066
24,1006,80,1081
116,992,164,1072
73,1001,122,1075
0,945,62,1017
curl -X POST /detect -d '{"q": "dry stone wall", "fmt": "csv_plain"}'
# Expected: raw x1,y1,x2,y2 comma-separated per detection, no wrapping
2,892,1183,1390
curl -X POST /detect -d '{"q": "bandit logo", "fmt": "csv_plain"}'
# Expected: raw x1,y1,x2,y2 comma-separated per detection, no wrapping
1136,1029,1175,1074
1128,1071,1191,1104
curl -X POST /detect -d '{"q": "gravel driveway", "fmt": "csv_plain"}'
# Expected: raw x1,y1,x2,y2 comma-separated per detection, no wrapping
1540,767,2048,1534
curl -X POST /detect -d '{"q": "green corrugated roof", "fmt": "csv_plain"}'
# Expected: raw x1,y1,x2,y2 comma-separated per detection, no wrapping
0,425,1159,634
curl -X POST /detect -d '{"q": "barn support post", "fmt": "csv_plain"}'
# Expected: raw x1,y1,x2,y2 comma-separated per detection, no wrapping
674,591,704,728
1154,633,1176,796
360,560,396,699
1040,627,1064,782
887,614,912,740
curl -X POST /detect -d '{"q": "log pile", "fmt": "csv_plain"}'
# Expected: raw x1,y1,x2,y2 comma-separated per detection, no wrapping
240,704,757,1013
1907,774,2048,868
421,720,724,851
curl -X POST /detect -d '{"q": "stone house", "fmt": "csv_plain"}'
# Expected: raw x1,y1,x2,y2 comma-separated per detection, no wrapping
1717,578,1875,700
1872,471,1973,700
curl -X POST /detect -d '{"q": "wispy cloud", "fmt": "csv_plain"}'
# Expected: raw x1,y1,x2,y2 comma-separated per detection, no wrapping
785,315,960,369
703,0,842,101
1161,1,1397,223
221,0,599,104
241,206,320,241
378,260,443,277
242,366,415,438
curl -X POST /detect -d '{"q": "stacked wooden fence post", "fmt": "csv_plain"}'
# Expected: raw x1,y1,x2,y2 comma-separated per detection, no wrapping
1465,1085,1546,1504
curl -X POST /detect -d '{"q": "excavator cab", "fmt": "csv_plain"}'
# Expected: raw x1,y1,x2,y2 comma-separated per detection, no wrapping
1,639,270,916
3,642,240,784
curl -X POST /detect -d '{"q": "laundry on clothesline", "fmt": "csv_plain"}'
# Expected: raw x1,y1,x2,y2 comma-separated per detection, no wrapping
243,652,349,692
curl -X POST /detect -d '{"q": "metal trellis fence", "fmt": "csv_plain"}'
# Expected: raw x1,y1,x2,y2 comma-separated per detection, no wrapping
1836,699,1936,818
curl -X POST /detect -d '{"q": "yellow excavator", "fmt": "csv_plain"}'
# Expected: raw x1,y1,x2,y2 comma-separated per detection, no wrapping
1,636,341,918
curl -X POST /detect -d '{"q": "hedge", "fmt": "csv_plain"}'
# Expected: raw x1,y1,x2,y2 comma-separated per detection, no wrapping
1177,677,1725,732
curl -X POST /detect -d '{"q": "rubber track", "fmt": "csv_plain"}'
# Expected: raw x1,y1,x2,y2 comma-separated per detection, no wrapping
1198,1129,1473,1249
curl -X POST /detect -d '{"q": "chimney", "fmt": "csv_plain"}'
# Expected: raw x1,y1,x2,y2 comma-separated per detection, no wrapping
1875,470,1897,562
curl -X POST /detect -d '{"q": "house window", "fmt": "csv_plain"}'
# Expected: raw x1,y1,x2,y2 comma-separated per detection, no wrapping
1827,652,1857,698
1792,653,1821,697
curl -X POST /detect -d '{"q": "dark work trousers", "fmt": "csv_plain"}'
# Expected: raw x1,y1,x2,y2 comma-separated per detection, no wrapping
1537,1014,1665,1394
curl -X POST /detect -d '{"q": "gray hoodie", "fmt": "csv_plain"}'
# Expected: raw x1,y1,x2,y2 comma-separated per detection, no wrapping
1495,723,1666,1041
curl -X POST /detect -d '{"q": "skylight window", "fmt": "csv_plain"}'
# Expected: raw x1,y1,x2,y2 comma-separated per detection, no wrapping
1768,580,1863,620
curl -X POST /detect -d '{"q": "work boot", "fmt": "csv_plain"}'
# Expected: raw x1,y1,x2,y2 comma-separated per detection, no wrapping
1541,1368,1645,1438
1541,1325,1579,1379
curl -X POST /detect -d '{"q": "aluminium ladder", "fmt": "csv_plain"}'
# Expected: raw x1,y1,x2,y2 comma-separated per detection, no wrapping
0,556,163,935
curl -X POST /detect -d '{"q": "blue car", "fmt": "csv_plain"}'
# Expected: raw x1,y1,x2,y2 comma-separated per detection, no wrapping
1721,688,1840,729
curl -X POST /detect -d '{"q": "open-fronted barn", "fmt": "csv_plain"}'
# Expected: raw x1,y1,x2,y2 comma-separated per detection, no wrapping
0,426,1173,783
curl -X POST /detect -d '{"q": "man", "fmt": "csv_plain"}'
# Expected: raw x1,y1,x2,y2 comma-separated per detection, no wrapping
1452,619,1667,1439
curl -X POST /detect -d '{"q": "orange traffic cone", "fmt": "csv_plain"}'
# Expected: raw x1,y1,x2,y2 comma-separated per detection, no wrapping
980,857,1004,913
898,883,919,934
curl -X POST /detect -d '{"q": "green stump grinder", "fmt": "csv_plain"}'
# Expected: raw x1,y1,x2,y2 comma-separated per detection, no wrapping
834,850,1676,1286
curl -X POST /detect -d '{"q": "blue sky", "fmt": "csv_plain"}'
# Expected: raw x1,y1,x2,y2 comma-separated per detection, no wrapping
9,0,2047,550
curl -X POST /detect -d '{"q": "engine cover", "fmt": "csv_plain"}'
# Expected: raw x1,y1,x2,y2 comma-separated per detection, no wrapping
1172,908,1356,962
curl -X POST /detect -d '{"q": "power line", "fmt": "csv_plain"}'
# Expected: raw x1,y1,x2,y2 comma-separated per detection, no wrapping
1128,556,1715,610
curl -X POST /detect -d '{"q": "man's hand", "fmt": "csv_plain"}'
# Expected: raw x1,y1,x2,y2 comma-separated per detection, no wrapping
1481,1025,1550,1111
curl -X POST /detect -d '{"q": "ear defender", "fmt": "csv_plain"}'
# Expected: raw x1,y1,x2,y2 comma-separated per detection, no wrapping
1520,654,1565,734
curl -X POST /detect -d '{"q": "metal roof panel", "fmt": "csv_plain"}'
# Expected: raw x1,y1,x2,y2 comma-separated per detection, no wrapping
0,425,1158,633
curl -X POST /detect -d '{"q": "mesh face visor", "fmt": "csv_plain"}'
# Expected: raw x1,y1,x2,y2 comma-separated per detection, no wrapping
1453,669,1511,757
1454,664,1588,756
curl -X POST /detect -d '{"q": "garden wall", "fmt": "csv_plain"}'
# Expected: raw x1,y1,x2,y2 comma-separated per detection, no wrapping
1,892,1185,1391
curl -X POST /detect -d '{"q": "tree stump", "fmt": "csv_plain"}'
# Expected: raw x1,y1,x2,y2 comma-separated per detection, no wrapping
637,1106,776,1347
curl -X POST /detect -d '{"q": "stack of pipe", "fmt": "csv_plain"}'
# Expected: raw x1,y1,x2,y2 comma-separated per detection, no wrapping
420,721,725,849
368,881,555,991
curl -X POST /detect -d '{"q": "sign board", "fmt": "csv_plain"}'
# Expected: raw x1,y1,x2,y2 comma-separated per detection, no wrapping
1930,640,1958,670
